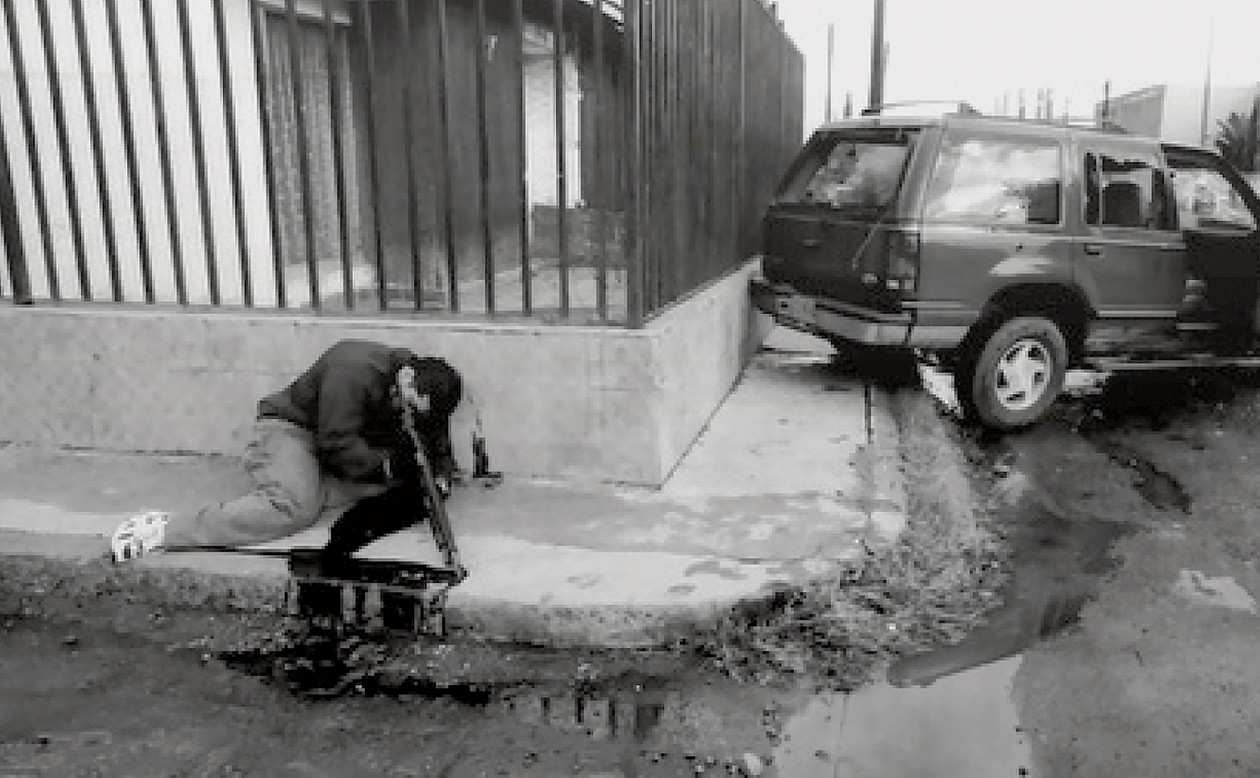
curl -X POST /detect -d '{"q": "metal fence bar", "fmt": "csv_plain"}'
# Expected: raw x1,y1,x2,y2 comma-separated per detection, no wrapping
652,0,665,314
393,0,421,310
249,0,285,308
2,0,58,301
552,0,569,316
69,0,121,302
638,0,653,316
355,0,386,311
434,0,457,312
323,0,353,309
623,0,643,326
176,0,221,305
0,112,30,303
705,0,720,281
104,0,154,303
473,0,493,313
34,0,91,300
673,0,687,299
736,0,747,259
513,0,530,315
212,0,252,307
591,0,607,320
139,0,187,305
284,0,320,310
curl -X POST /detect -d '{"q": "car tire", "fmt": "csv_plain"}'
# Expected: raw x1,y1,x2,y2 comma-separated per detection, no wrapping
956,316,1067,430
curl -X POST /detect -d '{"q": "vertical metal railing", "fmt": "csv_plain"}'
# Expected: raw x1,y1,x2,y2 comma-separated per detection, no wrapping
33,0,91,300
513,0,532,316
213,0,254,307
69,0,121,301
176,0,221,305
250,0,286,308
356,0,386,310
0,0,799,326
323,0,352,309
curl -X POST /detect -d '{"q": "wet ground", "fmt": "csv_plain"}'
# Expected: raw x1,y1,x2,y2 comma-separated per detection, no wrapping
5,360,1260,775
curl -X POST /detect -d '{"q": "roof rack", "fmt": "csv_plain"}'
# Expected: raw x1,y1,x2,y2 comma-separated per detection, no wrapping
993,114,1131,133
861,100,981,116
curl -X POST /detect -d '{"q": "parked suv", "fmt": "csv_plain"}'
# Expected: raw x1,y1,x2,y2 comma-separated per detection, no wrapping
751,109,1260,430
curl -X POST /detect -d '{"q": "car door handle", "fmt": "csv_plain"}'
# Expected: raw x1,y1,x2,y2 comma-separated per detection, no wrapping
801,238,821,248
1083,243,1104,256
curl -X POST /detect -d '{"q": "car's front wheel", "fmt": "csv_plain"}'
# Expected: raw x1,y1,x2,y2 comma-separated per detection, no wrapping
956,316,1067,430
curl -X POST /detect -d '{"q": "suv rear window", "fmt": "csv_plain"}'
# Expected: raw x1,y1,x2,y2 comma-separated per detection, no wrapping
924,136,1062,225
781,129,917,210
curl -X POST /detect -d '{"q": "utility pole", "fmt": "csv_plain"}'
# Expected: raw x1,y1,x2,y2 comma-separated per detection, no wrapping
825,23,835,122
867,0,885,112
1200,10,1214,146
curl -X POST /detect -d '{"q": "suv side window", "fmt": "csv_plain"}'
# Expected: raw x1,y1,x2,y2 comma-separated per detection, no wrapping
799,136,913,208
1083,149,1175,231
1166,158,1257,232
923,136,1061,225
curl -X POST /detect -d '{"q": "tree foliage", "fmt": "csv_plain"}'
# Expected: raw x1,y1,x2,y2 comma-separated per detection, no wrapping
1215,101,1260,172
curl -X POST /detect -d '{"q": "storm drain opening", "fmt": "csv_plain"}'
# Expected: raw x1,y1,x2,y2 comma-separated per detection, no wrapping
217,626,499,703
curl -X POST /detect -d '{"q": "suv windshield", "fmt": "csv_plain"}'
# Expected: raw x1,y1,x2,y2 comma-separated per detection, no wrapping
781,130,916,210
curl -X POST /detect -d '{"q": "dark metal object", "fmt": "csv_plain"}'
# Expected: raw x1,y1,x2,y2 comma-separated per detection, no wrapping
285,552,460,635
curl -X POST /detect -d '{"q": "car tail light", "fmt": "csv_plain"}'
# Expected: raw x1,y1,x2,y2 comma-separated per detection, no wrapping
885,229,920,293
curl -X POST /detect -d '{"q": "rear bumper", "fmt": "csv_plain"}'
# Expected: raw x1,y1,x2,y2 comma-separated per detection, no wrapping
750,275,914,347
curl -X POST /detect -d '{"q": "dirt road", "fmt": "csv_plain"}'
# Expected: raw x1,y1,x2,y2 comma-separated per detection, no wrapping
4,364,1260,776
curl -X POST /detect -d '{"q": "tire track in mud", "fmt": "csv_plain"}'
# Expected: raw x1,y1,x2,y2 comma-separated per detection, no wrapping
902,372,1194,680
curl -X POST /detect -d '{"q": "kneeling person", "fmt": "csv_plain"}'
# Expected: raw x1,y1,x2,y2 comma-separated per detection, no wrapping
110,339,461,562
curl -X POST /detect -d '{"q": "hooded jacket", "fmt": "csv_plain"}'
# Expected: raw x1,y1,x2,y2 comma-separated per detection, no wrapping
256,340,456,482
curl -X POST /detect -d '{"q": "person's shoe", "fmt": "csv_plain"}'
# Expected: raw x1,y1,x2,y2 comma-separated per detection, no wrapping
110,510,169,563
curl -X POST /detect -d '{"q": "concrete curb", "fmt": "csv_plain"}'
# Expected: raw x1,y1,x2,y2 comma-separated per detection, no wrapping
867,385,910,546
0,530,804,650
0,340,914,650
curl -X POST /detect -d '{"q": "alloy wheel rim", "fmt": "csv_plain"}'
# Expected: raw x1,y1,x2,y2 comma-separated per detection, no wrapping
993,337,1052,412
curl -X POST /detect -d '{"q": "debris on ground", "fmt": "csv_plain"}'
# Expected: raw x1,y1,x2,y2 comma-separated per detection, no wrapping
695,389,1010,691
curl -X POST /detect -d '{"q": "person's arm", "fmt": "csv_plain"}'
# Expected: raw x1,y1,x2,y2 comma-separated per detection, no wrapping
315,368,393,482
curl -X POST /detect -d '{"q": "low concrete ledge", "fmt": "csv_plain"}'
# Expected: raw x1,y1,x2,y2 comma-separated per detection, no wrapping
0,262,768,486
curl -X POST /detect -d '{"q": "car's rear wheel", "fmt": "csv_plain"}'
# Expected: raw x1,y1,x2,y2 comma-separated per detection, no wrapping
956,316,1067,430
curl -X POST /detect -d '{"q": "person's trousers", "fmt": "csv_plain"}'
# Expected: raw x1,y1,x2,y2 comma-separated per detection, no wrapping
163,418,386,547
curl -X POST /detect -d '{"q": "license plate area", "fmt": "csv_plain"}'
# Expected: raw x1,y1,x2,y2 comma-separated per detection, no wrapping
776,295,816,324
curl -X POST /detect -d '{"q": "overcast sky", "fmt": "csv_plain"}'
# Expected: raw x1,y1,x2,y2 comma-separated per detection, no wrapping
777,0,1260,132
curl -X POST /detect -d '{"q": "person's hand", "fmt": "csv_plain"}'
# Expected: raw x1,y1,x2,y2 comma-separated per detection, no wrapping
385,447,419,486
433,473,452,500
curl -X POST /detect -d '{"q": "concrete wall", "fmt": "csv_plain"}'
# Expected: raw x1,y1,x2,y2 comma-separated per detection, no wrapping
0,261,768,486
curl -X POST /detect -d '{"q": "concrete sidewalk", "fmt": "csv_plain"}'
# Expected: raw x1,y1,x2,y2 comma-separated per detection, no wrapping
0,328,905,648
